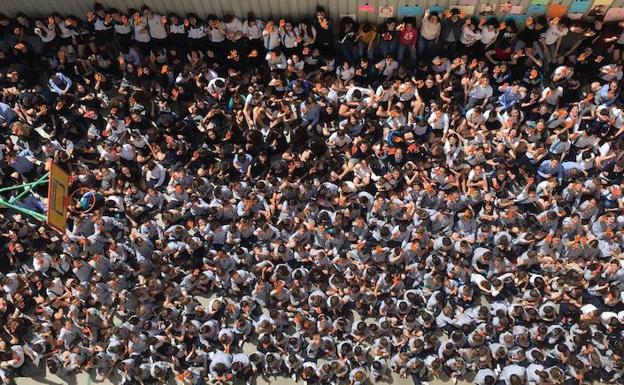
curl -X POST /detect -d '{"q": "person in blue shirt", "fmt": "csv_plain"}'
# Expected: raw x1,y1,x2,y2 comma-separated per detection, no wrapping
537,158,560,181
6,149,35,177
596,82,618,106
0,102,17,128
558,161,586,182
288,79,310,98
299,97,321,128
497,82,521,111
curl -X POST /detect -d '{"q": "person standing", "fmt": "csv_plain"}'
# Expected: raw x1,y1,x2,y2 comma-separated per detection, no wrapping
397,18,418,66
132,9,151,54
418,10,441,59
355,22,376,61
378,18,399,58
440,9,463,58
142,6,168,50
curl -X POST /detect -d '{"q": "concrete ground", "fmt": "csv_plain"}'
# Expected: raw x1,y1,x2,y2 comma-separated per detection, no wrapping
14,367,465,385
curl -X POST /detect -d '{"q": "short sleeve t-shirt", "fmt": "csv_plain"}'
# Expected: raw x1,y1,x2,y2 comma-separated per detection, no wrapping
147,14,167,39
133,17,151,42
543,25,568,46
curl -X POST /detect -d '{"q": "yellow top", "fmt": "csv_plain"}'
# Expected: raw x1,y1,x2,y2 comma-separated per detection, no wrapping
358,27,377,45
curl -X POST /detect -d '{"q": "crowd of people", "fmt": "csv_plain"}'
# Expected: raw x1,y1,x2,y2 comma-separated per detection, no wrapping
0,3,624,385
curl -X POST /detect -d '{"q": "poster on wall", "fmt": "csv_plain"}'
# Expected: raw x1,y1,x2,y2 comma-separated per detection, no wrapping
592,0,613,6
379,5,395,17
498,2,514,12
527,4,547,14
479,3,495,15
398,5,423,16
547,3,568,17
605,7,624,20
568,0,592,13
429,4,445,13
452,5,476,15
358,4,374,12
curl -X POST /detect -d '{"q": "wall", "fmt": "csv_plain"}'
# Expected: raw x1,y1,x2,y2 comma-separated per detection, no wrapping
0,0,622,24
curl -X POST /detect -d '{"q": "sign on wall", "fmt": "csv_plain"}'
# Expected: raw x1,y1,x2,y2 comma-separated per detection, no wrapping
569,0,592,13
605,6,624,20
398,5,423,16
379,5,395,17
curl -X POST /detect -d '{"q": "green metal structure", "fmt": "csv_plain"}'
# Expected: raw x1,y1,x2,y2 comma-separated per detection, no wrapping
0,173,50,222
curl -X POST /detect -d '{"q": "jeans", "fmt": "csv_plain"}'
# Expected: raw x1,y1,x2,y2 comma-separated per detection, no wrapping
356,40,375,61
440,41,457,58
465,96,485,110
337,42,357,64
379,40,397,58
417,36,436,58
543,43,558,72
397,43,416,65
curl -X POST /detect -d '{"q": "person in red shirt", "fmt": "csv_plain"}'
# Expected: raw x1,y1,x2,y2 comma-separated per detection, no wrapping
397,18,418,66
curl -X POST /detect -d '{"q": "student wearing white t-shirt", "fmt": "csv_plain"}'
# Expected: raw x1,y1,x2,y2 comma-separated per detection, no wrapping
328,129,353,149
141,6,167,48
539,85,563,107
279,20,300,55
187,14,207,50
262,21,281,51
375,54,400,80
207,17,226,51
467,77,493,109
112,12,133,49
131,12,151,53
540,17,568,66
375,82,397,105
480,21,500,50
223,15,244,51
164,14,185,50
34,18,57,50
464,106,486,129
460,20,481,48
428,107,450,137
243,16,265,54
336,61,355,84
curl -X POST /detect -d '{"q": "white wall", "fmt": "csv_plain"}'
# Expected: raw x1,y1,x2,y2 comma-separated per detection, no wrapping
0,0,619,23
